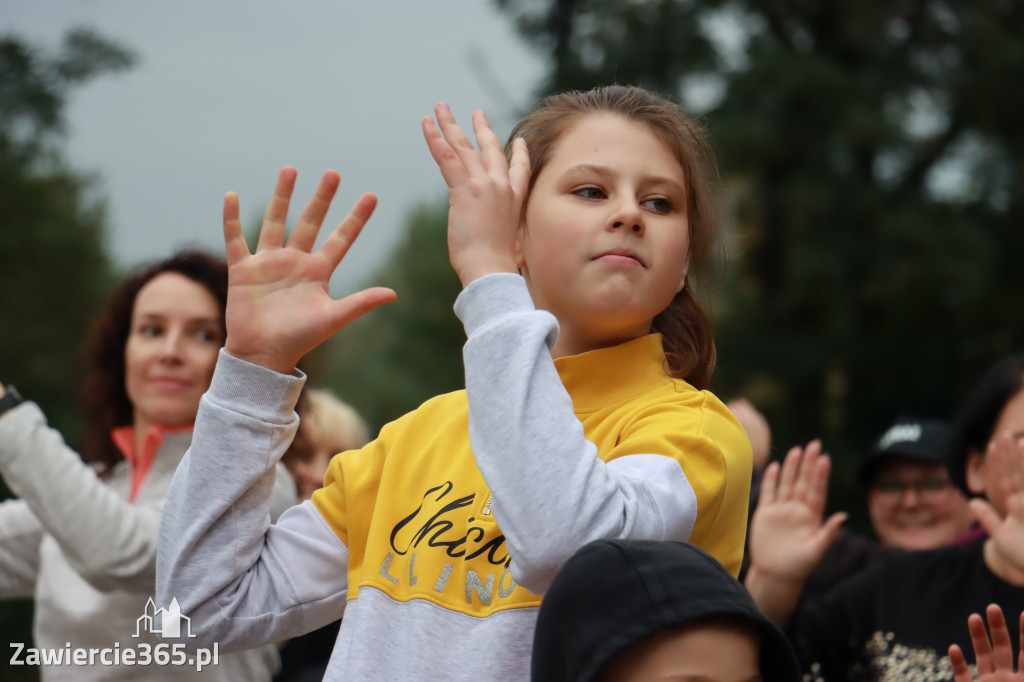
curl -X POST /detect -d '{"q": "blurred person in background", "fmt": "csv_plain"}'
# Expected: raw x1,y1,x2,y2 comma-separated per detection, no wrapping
531,538,800,682
734,400,973,592
860,416,974,551
283,388,370,503
0,250,293,681
743,352,1024,679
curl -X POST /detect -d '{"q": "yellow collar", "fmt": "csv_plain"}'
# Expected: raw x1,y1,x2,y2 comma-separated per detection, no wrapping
554,334,672,413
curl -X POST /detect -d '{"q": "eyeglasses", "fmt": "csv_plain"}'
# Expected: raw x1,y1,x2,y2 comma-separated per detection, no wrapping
870,477,954,503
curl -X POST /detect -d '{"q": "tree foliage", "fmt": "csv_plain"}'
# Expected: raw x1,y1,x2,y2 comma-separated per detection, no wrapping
322,201,466,434
0,30,133,676
0,29,133,444
495,0,1024,517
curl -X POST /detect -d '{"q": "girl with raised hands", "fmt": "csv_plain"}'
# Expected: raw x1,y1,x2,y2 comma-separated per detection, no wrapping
157,85,751,681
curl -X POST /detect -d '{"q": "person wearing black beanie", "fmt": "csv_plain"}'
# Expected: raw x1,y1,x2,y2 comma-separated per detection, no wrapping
532,539,800,681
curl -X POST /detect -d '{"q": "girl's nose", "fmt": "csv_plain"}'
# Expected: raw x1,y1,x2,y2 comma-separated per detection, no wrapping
612,220,643,233
610,200,644,234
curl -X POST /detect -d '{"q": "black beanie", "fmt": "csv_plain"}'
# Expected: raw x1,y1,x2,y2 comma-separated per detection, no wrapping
531,539,801,681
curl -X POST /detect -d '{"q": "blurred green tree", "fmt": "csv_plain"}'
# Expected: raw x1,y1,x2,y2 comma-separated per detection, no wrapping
0,29,133,679
495,0,1024,524
322,201,465,434
0,27,134,446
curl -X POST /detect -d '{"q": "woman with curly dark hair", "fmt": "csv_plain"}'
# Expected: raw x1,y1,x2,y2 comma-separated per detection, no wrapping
0,250,293,680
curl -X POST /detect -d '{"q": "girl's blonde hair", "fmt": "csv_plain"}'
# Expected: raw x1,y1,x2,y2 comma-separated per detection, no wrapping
507,85,718,389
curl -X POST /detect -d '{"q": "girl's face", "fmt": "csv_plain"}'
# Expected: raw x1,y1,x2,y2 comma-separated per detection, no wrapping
518,114,690,358
124,272,223,431
966,387,1024,516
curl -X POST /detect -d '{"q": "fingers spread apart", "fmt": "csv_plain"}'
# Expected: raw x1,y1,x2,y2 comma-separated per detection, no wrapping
320,192,379,269
256,166,300,251
423,103,528,196
286,170,341,252
771,440,830,515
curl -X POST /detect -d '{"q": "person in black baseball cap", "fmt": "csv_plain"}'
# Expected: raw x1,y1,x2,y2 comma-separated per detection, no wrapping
531,539,800,682
860,416,973,550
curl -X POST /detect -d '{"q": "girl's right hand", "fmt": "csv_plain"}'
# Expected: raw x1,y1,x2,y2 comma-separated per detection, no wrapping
422,104,530,288
222,167,396,374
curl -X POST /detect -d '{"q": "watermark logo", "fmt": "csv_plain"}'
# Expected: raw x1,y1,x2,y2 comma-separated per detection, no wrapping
9,596,218,671
135,596,195,639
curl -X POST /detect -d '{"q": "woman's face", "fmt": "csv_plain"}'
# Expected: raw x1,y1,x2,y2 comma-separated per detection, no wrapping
966,387,1024,516
866,458,972,550
124,272,223,431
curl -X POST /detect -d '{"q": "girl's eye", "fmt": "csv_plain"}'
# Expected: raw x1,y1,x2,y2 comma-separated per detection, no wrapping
642,197,673,213
573,186,606,200
139,324,162,337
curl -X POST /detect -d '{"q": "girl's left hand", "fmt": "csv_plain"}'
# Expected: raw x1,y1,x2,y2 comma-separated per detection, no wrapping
422,104,530,287
973,432,1024,585
949,604,1024,681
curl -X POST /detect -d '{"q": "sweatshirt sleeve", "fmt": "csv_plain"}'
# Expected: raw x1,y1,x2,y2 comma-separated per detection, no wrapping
0,402,164,592
0,498,43,598
454,273,742,592
156,350,350,652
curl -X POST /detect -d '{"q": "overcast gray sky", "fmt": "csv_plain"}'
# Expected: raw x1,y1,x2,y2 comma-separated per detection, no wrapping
5,0,544,291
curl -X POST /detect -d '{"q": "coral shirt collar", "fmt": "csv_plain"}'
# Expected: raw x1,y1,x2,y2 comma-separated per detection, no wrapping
111,423,193,502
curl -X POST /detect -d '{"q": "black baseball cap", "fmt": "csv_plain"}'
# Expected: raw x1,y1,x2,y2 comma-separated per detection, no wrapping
531,539,801,681
859,416,954,486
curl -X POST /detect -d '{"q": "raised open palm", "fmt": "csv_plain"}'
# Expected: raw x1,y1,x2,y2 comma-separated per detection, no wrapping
747,440,846,582
950,605,1024,682
970,432,1024,587
222,167,396,374
421,104,529,287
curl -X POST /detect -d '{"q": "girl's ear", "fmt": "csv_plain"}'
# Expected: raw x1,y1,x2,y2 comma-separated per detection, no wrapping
965,447,988,495
677,258,691,293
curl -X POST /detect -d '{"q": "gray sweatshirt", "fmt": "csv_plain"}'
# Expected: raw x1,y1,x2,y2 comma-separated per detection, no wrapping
156,273,745,681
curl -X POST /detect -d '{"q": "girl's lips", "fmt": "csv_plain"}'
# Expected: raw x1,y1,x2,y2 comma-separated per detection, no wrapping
595,253,644,267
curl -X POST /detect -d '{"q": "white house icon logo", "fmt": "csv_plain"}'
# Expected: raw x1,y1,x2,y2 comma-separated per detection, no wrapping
134,597,196,639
